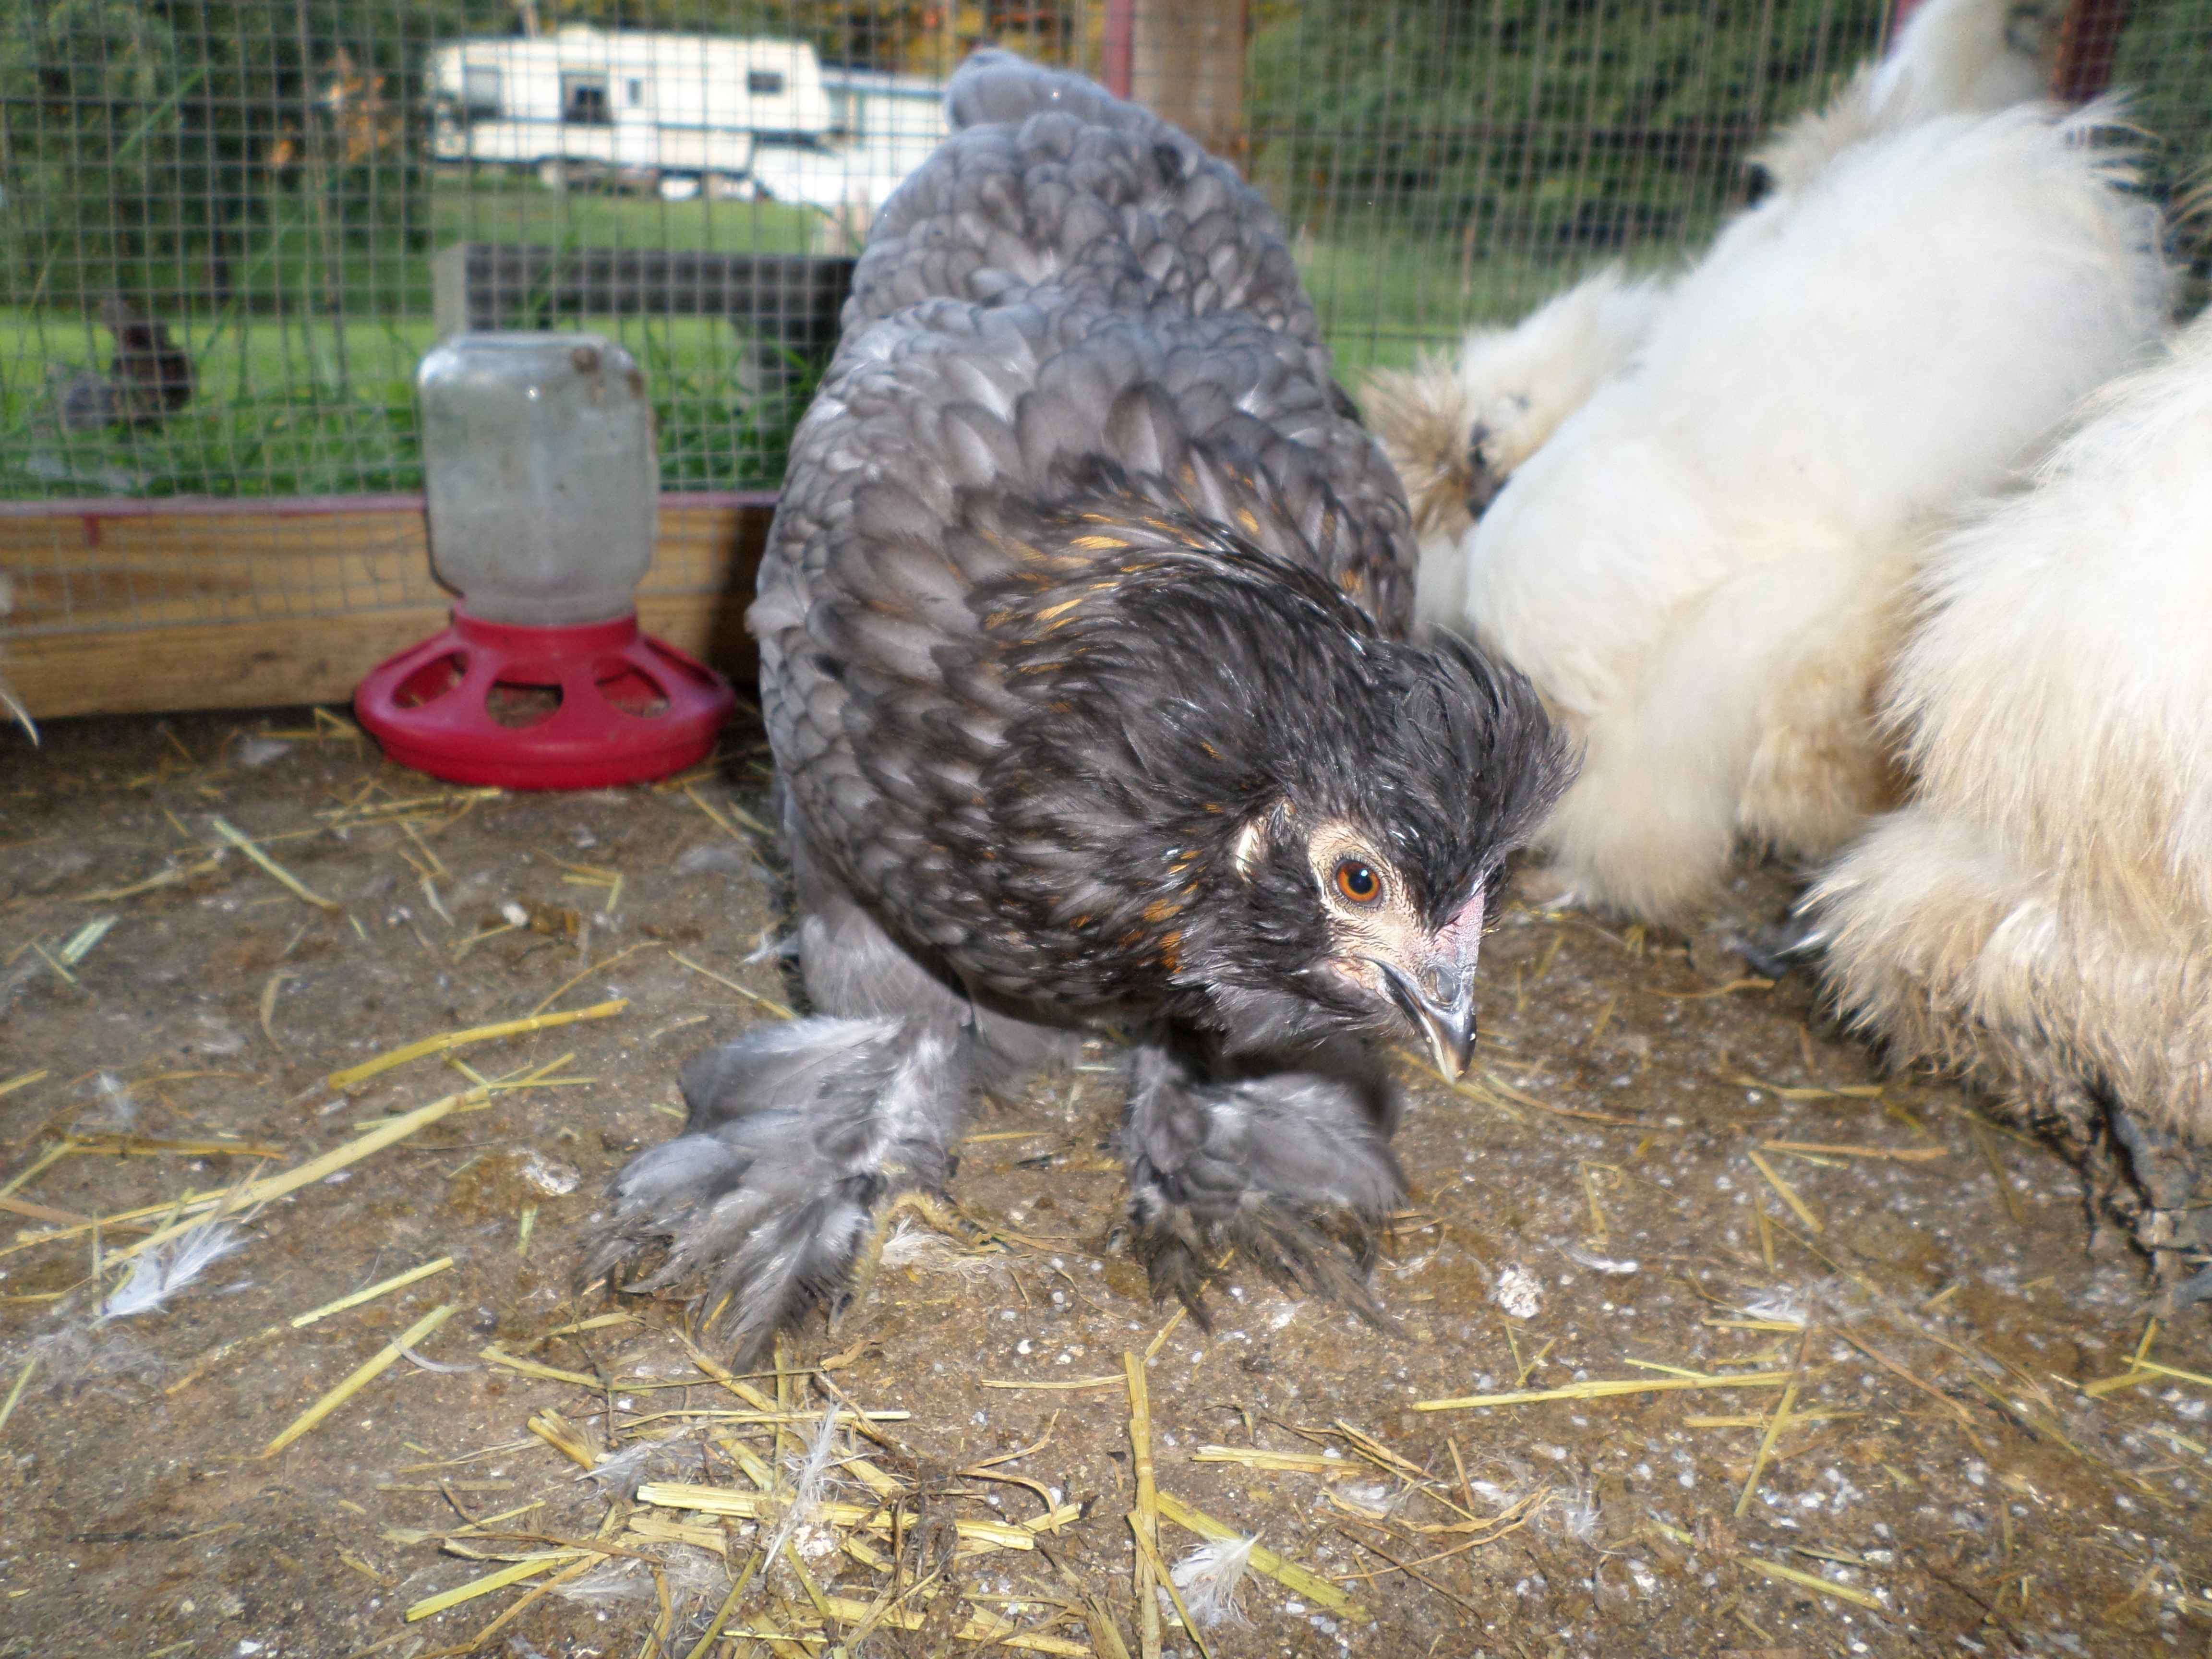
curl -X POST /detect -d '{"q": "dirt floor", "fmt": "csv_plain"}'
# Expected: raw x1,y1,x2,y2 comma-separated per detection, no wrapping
1,708,2208,1659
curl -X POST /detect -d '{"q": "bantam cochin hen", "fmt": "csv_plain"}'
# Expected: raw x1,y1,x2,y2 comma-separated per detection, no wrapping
584,51,1568,1358
1807,313,2212,1308
1455,99,2171,922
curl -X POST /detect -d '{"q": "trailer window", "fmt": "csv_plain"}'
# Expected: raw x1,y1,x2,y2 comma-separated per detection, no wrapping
747,70,785,96
626,78,645,106
561,72,610,126
460,66,501,120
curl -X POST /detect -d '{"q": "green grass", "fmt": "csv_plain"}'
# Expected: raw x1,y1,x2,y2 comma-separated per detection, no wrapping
0,166,1675,499
431,170,822,258
1303,227,1697,376
0,310,804,500
0,174,828,501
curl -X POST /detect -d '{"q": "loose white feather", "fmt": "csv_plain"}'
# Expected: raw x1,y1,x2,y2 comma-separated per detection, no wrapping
97,1222,248,1321
762,1404,844,1570
1168,1533,1258,1628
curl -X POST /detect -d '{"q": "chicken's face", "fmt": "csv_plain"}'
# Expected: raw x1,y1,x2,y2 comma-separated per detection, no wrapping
944,479,1570,1046
1282,818,1484,1078
1180,618,1565,1075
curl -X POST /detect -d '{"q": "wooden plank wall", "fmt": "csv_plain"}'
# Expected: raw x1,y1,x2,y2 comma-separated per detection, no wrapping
0,493,774,720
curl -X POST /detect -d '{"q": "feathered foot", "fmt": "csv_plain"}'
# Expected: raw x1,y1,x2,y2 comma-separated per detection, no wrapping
1120,1045,1405,1328
582,1014,982,1362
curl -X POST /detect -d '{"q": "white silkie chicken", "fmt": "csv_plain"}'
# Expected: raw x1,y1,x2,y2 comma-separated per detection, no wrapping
1364,0,2064,635
1807,315,2212,1304
1368,268,1663,626
1753,0,2061,194
1456,102,2172,920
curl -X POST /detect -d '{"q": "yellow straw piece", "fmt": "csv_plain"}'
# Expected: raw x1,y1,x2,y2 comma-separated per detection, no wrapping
2131,1358,2212,1390
1760,1140,1946,1162
1154,1489,1367,1623
1734,1377,1800,1518
326,999,626,1089
0,1352,38,1435
404,1551,587,1622
670,953,796,1020
479,1348,600,1388
208,816,341,913
633,1483,1043,1552
1738,1553,1887,1611
116,1058,574,1262
1416,1370,1792,1411
262,1303,458,1457
1191,1446,1352,1476
290,1257,454,1328
1745,1148,1824,1235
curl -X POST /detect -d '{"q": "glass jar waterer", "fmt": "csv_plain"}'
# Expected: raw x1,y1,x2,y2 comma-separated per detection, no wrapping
355,333,733,788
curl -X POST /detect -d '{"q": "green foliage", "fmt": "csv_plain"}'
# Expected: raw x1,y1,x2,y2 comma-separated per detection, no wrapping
0,0,509,318
1248,0,1887,257
0,0,186,304
2114,0,2212,309
0,306,801,498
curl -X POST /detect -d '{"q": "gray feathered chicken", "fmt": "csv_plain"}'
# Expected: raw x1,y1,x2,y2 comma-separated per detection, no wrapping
586,52,1568,1359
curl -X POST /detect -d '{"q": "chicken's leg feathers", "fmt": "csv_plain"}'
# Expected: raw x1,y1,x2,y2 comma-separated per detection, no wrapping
1120,1045,1404,1330
582,1014,980,1364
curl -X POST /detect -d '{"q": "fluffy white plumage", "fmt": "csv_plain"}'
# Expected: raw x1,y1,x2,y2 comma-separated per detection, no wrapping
1367,268,1664,626
1459,100,2172,918
1167,1534,1258,1628
97,1222,248,1321
1363,0,2064,643
1807,314,2212,1286
1752,0,2061,194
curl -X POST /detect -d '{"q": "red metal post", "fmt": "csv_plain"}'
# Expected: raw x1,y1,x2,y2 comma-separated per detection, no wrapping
1102,0,1135,99
2051,0,2137,101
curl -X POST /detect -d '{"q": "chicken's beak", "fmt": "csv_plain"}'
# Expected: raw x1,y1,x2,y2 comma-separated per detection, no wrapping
1465,429,1508,518
1375,960,1478,1082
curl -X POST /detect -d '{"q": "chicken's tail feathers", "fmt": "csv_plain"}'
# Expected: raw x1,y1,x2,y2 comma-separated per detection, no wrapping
579,1014,978,1365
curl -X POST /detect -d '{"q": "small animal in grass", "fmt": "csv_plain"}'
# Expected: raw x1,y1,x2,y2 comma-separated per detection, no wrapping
56,296,197,432
1808,313,2212,1311
583,50,1570,1362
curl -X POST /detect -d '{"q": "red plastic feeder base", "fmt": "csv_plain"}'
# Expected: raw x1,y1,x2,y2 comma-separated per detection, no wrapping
355,608,736,790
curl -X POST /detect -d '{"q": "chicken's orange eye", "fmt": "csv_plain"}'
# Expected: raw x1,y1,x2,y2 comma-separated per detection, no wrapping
1334,860,1382,905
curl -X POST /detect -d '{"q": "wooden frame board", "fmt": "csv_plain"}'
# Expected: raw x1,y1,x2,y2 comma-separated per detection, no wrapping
0,491,774,721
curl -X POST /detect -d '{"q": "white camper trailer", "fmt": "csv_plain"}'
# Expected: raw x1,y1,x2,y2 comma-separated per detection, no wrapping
748,67,948,218
428,26,831,186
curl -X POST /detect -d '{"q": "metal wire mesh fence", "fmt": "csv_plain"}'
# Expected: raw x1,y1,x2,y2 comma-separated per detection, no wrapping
1,0,2207,665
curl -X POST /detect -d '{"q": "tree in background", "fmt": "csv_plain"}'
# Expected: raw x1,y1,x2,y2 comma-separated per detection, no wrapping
0,0,507,320
1248,0,1885,258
